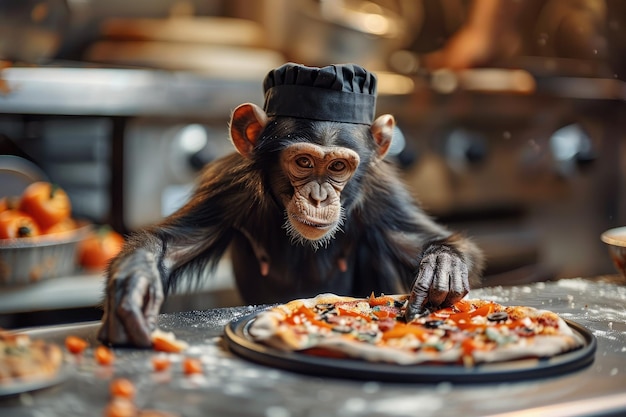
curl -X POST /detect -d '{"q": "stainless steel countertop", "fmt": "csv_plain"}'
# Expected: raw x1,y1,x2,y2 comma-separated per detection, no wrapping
1,278,625,417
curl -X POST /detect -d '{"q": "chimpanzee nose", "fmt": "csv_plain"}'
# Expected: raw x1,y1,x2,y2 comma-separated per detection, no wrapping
307,183,332,207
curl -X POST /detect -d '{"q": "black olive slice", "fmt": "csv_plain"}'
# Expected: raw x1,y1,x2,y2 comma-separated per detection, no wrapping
424,319,445,329
487,312,509,322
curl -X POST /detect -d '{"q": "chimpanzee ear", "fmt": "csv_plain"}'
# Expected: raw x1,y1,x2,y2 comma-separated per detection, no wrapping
230,103,268,159
371,114,395,161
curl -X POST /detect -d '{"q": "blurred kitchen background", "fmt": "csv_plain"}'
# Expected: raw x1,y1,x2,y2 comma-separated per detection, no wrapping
0,0,625,327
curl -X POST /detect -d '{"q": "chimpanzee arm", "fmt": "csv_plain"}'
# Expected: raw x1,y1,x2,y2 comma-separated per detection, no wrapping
98,155,248,346
404,205,483,320
356,163,484,321
405,232,483,321
98,238,164,347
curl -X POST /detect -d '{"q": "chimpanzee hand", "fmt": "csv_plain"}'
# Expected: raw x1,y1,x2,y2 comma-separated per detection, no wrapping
98,250,164,347
405,244,469,322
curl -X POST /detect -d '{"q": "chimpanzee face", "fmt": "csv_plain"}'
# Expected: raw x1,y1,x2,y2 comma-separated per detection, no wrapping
278,142,360,248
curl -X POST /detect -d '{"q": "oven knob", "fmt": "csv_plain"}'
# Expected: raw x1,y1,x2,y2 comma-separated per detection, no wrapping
445,129,488,169
549,124,595,175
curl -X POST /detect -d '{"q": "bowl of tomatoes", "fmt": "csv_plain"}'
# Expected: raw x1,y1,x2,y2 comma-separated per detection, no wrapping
0,182,96,286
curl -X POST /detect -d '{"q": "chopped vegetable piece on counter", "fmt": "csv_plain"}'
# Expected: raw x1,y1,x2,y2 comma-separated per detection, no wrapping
65,335,89,354
138,410,181,417
110,378,136,399
182,357,203,375
152,355,171,372
151,329,188,353
95,345,115,365
104,397,137,417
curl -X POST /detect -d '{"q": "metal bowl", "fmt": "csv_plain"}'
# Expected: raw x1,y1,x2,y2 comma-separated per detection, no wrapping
601,226,626,279
0,223,91,287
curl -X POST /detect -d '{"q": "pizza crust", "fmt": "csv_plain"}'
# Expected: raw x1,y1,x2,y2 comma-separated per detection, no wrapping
250,293,362,350
473,334,582,363
249,294,585,366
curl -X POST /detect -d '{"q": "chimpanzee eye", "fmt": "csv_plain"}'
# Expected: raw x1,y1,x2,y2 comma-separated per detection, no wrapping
328,160,346,173
296,156,313,168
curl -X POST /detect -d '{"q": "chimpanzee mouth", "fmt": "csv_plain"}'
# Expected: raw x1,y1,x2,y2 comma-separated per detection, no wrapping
283,211,345,250
291,215,335,230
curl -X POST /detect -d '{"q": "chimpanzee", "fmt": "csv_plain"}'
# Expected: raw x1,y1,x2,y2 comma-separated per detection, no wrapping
98,63,484,347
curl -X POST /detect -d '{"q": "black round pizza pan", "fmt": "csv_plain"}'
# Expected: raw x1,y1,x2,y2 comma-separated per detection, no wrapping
223,312,596,384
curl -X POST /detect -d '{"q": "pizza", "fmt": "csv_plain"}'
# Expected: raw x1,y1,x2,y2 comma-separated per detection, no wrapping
0,328,63,384
248,293,584,365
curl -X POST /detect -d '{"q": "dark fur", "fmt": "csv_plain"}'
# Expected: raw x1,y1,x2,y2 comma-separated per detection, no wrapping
111,118,483,305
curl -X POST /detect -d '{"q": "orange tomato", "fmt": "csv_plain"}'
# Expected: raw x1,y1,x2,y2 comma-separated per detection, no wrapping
151,331,188,353
19,182,71,230
151,356,171,372
78,226,124,270
0,210,40,239
453,299,473,313
110,378,136,399
137,410,181,417
182,357,203,375
65,335,89,354
368,293,396,307
448,311,471,324
372,309,393,319
462,338,480,355
337,306,372,322
95,345,115,366
0,196,19,212
104,398,137,417
381,323,428,341
43,217,77,235
470,304,495,318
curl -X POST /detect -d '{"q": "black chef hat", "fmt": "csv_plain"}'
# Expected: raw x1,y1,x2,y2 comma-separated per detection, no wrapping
263,63,377,125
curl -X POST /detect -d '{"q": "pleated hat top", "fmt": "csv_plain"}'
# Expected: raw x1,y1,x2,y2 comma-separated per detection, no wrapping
263,63,377,125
